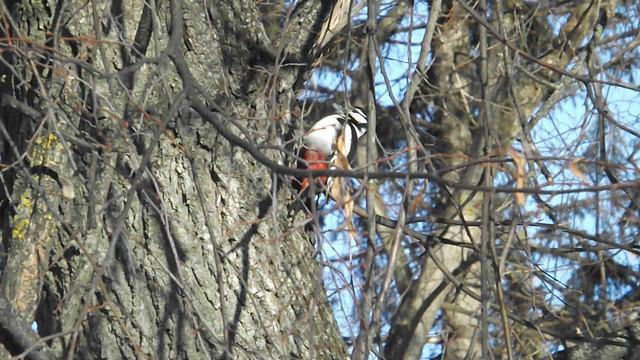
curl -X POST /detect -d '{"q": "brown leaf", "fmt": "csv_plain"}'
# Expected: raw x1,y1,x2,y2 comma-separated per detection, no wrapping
508,149,527,206
330,127,356,237
568,157,589,183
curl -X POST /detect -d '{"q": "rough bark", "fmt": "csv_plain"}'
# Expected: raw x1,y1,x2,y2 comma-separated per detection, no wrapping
0,0,346,358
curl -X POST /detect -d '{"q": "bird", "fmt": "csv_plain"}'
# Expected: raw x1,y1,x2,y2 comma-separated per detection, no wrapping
293,108,368,196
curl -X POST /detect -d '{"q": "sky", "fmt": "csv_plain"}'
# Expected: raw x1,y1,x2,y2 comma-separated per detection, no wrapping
306,1,640,358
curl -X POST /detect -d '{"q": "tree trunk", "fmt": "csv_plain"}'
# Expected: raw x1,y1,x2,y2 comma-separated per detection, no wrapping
385,0,616,358
0,0,346,358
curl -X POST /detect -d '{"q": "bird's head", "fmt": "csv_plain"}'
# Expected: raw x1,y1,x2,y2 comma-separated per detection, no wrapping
346,108,368,139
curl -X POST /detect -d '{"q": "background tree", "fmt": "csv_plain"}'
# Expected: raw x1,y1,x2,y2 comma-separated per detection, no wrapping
308,0,640,359
0,1,638,360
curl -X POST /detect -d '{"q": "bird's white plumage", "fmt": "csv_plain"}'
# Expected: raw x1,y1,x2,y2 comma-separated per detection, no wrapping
303,114,343,155
302,108,368,160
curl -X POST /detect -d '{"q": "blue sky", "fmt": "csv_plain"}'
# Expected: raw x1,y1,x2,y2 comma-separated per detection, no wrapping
306,1,640,358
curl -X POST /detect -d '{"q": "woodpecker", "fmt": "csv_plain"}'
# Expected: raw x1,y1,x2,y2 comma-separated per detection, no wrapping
293,108,368,195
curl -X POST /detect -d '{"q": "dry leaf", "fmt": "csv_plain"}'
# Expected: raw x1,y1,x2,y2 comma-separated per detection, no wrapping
408,183,427,216
330,126,356,238
313,0,366,53
508,149,527,206
568,157,590,184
